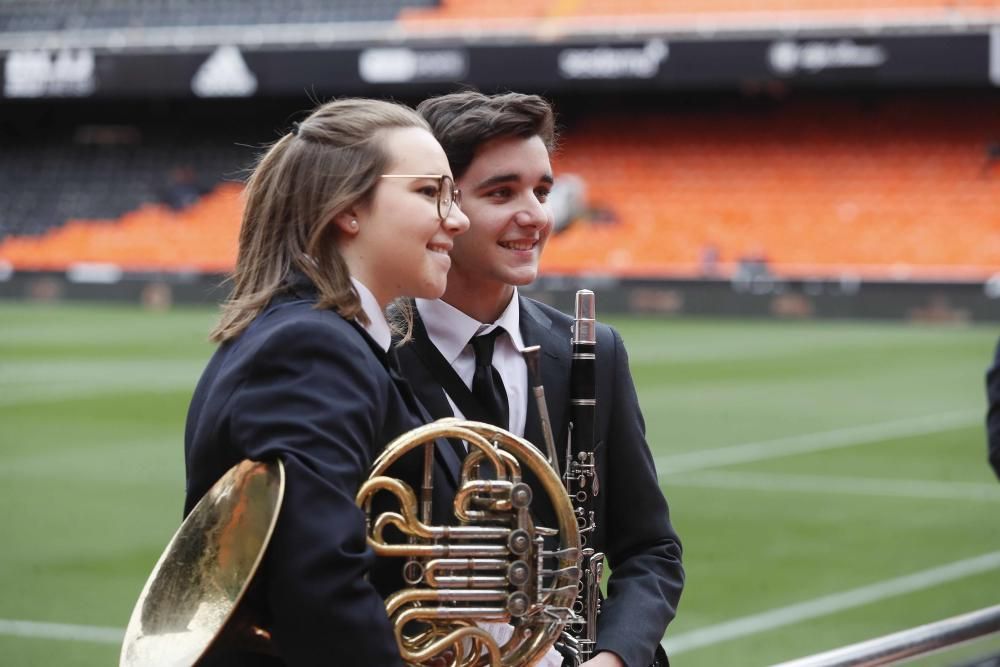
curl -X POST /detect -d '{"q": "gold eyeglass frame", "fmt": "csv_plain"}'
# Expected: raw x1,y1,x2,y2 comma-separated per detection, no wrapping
380,174,462,221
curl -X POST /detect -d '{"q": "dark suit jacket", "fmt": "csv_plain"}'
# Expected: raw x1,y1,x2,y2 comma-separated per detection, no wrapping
987,338,1000,480
395,296,685,667
184,275,418,666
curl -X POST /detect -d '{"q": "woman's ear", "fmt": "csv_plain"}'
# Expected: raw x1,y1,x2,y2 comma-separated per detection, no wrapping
333,211,360,236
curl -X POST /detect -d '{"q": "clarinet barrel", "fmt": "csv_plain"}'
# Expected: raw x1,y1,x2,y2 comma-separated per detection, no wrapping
570,289,597,474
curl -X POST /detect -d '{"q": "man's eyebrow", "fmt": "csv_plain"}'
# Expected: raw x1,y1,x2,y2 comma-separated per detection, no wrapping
474,172,555,189
473,173,519,190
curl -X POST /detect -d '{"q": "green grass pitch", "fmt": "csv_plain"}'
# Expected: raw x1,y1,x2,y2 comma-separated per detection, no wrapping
2,301,998,666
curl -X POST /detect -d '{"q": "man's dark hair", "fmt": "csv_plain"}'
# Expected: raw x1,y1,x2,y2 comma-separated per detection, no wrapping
417,91,557,180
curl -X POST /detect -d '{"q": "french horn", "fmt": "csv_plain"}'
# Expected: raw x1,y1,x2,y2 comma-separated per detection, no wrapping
120,418,581,666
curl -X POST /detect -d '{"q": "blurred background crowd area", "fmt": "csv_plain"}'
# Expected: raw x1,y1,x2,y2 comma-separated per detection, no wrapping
0,0,997,296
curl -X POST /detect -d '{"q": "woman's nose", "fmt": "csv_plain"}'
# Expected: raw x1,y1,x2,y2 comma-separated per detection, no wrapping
445,204,470,235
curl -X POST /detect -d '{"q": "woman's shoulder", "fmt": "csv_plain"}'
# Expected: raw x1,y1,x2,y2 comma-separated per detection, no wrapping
232,300,379,369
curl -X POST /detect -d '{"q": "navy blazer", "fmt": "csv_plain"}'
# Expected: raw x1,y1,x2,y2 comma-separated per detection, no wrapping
395,296,685,667
987,338,1000,480
184,277,414,666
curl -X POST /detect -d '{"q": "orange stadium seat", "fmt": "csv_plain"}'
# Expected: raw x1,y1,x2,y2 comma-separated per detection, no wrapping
542,97,1000,279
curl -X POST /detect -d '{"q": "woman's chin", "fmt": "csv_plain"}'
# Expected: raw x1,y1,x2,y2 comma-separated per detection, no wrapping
415,274,448,300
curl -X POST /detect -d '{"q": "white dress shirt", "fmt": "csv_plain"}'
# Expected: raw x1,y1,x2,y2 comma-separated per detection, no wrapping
351,277,392,353
415,290,528,437
415,291,562,667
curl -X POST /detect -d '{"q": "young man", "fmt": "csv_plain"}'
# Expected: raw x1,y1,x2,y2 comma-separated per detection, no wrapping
395,91,684,667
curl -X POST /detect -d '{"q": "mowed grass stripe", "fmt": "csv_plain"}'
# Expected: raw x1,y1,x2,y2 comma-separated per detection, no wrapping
0,436,182,487
670,569,1000,666
612,318,994,365
617,316,993,458
664,469,999,623
0,302,217,344
0,357,207,407
0,619,122,644
662,550,1000,656
1,359,208,383
666,470,1000,502
654,410,980,474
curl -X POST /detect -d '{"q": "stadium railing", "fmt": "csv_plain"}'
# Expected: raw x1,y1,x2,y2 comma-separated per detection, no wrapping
772,604,1000,667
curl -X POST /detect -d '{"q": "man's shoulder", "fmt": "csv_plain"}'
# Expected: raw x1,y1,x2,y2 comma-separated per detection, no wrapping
520,295,571,326
521,295,620,343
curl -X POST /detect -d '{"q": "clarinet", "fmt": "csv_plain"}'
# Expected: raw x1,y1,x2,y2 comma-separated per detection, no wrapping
561,289,603,666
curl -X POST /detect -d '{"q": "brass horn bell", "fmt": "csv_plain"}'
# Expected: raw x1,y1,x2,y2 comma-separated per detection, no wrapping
119,459,285,666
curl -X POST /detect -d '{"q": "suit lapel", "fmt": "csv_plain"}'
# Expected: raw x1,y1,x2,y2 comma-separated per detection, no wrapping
520,298,571,462
394,314,464,489
350,320,442,442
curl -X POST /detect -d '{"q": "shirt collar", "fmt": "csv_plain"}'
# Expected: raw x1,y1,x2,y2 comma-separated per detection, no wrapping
351,277,392,352
416,289,524,363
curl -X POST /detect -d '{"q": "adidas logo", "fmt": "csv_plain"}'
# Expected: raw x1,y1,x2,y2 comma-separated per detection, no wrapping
191,46,257,98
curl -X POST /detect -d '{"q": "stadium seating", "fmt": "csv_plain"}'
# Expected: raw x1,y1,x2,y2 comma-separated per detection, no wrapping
543,96,1000,279
0,183,243,272
0,128,251,241
2,95,997,279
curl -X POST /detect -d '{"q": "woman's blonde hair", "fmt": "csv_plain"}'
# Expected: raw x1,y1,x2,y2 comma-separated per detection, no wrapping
211,98,430,343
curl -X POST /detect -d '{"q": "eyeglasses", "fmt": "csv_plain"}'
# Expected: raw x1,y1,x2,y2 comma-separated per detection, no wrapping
380,174,462,222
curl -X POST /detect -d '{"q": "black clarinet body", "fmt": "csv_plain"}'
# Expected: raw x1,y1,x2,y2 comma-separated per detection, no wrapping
564,289,604,665
558,290,670,667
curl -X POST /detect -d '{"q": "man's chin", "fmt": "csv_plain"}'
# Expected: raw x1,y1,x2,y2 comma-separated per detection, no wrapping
502,267,539,287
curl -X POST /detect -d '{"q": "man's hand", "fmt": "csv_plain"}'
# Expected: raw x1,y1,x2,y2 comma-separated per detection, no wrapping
581,651,626,667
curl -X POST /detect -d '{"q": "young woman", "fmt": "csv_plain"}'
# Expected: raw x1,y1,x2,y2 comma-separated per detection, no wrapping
183,98,468,666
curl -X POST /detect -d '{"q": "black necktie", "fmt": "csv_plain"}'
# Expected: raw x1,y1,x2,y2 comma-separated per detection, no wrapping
470,327,509,429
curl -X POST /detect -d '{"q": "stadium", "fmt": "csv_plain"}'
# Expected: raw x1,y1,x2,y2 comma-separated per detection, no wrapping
1,1,999,665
